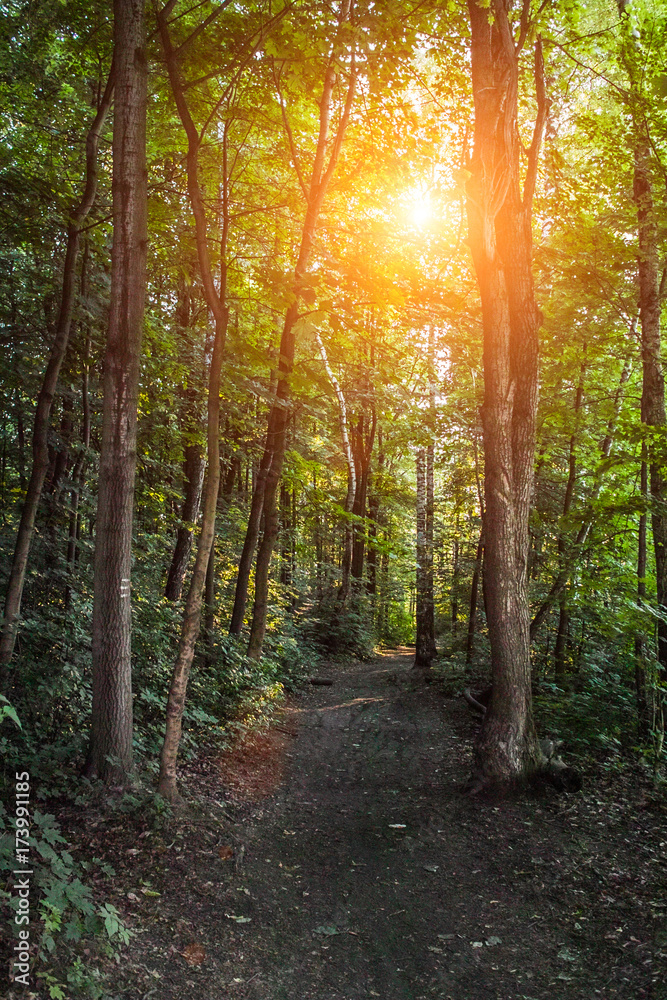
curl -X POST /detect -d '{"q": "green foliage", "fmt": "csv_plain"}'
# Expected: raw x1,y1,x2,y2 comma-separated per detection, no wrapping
304,593,376,660
0,801,130,996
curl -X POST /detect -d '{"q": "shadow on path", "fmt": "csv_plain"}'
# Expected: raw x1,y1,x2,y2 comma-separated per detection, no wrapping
123,649,664,1000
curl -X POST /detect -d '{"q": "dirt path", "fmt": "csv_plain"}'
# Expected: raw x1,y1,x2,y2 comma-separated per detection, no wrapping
120,649,665,1000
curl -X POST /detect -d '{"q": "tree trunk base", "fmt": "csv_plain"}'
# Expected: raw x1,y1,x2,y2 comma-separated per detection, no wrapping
464,759,582,800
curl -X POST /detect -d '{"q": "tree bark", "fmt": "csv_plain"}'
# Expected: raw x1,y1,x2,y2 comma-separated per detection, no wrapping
0,63,114,683
465,2,548,784
87,2,145,782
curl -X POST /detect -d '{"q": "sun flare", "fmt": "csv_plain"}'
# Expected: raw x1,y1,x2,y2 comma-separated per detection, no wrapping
409,191,432,229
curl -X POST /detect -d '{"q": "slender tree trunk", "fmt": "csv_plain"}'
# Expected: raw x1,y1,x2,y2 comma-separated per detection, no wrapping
530,353,632,637
156,9,230,799
636,456,649,735
87,3,145,782
554,596,569,685
165,437,205,600
466,528,484,666
66,254,92,609
0,64,114,683
425,390,435,649
465,3,548,784
15,391,25,494
451,535,460,638
246,26,357,658
350,409,376,583
414,447,436,667
619,0,667,731
551,353,586,682
203,533,216,663
165,286,205,601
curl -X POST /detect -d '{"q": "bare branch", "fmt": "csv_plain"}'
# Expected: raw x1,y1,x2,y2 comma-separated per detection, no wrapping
272,59,309,200
522,36,549,216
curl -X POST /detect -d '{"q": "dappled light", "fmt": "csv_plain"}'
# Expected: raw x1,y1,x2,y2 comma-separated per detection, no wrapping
1,0,666,997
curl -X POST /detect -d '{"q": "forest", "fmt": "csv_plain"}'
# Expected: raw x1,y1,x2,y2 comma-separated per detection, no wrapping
1,0,666,997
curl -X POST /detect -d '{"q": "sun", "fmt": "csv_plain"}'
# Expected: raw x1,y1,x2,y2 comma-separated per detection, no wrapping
409,190,432,229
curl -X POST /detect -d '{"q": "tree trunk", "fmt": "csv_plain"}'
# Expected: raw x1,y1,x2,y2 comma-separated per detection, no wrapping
350,409,376,583
619,0,667,727
315,330,355,602
414,447,436,667
0,63,114,683
530,354,631,638
66,253,92,609
165,437,205,600
466,529,484,666
553,596,569,686
246,16,357,658
465,2,548,784
551,352,586,681
87,2,145,782
156,7,230,799
636,456,649,735
451,534,460,638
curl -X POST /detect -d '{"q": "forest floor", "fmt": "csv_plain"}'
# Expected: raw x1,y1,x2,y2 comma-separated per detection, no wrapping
69,650,667,998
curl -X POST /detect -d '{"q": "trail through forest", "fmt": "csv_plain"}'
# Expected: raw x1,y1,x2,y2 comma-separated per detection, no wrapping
108,649,665,1000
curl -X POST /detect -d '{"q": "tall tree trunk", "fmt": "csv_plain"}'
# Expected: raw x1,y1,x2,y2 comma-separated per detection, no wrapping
414,447,436,667
246,21,356,658
66,251,92,609
619,0,667,727
553,597,570,685
165,432,205,600
0,64,114,683
451,534,460,638
530,354,632,638
165,285,205,601
156,7,230,799
466,528,484,666
87,3,145,782
465,2,548,784
350,409,376,583
552,353,586,682
636,456,649,735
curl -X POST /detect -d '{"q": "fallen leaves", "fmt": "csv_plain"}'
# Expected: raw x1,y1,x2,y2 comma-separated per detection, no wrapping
181,942,206,966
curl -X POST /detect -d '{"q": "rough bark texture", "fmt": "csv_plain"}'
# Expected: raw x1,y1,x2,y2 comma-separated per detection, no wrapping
88,2,146,782
0,64,114,683
465,1,547,784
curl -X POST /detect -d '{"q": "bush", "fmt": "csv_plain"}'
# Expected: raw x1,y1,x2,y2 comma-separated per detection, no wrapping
303,593,375,659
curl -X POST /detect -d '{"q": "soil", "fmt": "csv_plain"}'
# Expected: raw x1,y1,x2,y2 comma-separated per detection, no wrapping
56,650,667,998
